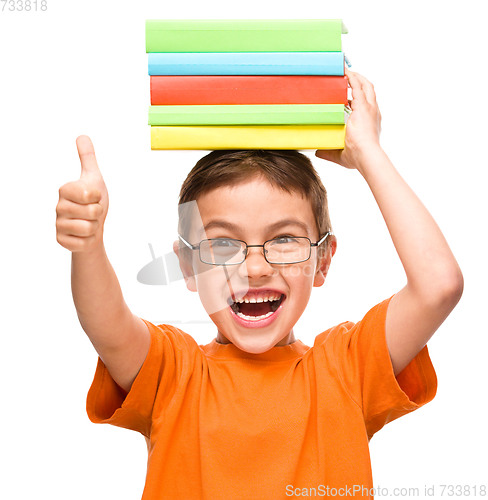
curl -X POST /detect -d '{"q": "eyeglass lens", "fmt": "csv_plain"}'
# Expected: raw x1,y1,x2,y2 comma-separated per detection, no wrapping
200,239,244,265
199,238,311,265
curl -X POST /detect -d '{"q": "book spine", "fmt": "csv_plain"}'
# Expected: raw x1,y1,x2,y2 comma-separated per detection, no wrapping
145,19,343,53
150,75,348,105
147,52,345,76
150,125,346,150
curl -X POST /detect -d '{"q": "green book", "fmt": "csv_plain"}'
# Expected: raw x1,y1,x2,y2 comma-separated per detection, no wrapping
148,104,349,126
145,19,347,53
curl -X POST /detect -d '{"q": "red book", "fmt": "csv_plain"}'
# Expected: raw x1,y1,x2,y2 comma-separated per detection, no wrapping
150,75,348,105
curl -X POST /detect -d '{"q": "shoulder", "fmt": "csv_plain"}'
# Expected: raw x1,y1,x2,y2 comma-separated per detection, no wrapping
147,322,208,365
312,320,356,346
311,297,393,350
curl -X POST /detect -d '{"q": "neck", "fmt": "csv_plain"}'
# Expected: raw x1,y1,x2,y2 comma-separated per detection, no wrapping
215,329,296,346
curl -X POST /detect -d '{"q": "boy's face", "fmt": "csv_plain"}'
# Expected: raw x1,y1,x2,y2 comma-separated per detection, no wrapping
175,176,336,354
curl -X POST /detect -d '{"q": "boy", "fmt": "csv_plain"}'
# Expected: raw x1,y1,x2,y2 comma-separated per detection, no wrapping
56,70,463,499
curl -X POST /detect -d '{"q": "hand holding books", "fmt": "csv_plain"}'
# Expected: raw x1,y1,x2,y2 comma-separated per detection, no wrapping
316,69,382,169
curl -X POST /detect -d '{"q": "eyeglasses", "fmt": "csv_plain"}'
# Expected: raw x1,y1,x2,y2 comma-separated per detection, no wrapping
178,232,331,265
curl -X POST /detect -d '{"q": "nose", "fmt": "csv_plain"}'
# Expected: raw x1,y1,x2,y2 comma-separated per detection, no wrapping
237,246,276,279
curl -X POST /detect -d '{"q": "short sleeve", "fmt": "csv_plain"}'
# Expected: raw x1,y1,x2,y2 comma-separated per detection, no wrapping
86,320,198,439
319,296,438,440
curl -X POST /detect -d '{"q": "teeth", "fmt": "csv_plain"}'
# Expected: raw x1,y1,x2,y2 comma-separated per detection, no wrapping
234,293,282,304
236,311,274,321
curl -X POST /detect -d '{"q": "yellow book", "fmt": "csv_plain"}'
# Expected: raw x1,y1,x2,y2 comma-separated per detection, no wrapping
150,124,345,150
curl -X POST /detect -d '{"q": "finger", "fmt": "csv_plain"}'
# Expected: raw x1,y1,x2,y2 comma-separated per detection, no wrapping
344,69,367,105
56,233,98,253
315,149,342,164
56,197,103,221
76,135,101,179
345,67,352,87
57,218,100,238
347,69,376,105
59,180,101,205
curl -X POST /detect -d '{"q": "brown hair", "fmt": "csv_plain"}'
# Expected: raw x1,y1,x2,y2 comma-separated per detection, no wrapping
178,150,332,257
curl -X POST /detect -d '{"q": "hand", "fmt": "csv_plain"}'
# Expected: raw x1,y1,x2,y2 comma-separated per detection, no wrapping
315,68,382,170
56,135,109,252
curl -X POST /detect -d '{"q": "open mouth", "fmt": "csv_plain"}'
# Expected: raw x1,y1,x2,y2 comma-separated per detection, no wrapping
228,292,285,321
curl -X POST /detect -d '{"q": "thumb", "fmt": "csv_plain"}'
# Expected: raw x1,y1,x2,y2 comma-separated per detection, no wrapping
315,149,342,164
76,135,102,180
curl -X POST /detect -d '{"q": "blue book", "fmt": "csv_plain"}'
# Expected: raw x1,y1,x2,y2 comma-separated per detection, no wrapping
148,52,345,76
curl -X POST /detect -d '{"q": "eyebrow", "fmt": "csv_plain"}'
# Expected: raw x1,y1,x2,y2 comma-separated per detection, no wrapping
196,220,239,238
196,218,311,239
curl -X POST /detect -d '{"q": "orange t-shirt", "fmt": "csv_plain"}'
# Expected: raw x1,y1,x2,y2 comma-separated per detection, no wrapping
86,296,437,499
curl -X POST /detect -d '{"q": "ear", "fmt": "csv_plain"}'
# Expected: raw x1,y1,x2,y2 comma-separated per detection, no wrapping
313,235,337,288
173,240,197,292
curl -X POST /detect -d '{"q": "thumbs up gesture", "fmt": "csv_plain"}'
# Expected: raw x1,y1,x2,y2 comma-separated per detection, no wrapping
56,136,109,252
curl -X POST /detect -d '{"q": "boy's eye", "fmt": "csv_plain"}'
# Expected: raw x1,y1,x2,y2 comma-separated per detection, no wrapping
272,236,300,245
212,238,237,247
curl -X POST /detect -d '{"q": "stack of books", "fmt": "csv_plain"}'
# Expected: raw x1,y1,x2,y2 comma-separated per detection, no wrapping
146,19,350,150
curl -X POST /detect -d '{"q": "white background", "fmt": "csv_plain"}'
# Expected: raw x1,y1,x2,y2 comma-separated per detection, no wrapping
1,0,487,498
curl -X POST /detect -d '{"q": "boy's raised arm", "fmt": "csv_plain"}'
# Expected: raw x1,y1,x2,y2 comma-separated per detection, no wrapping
56,135,150,393
316,69,464,377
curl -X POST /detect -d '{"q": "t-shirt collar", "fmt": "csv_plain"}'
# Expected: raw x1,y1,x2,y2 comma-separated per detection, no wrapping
203,338,309,362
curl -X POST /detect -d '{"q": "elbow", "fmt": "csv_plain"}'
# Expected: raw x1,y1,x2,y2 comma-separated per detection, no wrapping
433,267,464,310
411,265,464,311
446,268,464,306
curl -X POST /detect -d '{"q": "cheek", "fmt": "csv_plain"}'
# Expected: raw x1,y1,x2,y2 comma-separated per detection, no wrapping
280,264,316,312
194,266,230,315
194,264,250,316
280,262,317,282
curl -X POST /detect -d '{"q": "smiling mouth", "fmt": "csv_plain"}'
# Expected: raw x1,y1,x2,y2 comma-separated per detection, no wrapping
227,293,285,321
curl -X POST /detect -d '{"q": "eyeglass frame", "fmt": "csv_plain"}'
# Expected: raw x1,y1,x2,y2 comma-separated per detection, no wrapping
178,232,331,266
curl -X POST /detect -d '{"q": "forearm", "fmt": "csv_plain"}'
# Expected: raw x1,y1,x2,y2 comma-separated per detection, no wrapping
71,242,134,351
356,145,463,301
